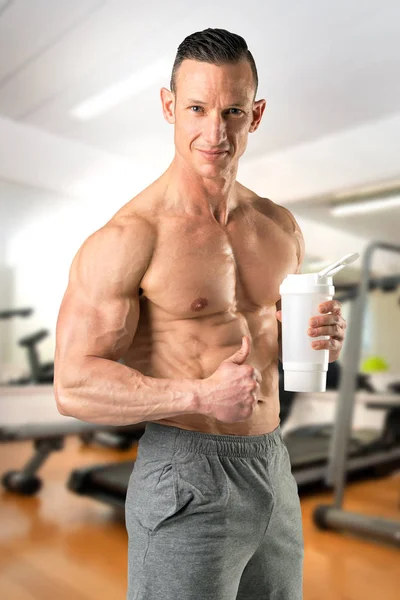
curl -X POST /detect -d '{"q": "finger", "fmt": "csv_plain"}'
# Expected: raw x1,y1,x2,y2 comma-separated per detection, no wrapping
227,336,250,365
309,314,345,328
308,324,345,340
318,300,342,315
311,338,341,351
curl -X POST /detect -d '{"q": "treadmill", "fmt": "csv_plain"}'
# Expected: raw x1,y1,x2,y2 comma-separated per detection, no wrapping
66,268,400,509
313,242,400,546
0,384,146,495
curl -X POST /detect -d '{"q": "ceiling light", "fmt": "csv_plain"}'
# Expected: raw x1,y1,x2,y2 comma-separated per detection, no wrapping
332,179,400,200
331,195,400,217
70,58,170,121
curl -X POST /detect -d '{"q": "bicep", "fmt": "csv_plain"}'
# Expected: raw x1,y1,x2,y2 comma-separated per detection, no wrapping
56,287,140,366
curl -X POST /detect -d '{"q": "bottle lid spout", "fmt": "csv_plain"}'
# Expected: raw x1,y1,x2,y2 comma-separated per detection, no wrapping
317,252,360,280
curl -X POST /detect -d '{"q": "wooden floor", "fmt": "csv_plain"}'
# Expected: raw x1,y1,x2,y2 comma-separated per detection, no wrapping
0,438,399,600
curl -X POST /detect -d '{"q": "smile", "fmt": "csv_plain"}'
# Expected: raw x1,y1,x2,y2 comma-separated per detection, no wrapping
198,150,228,160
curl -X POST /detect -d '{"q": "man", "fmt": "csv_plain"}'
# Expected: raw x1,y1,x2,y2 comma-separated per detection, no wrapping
55,28,347,600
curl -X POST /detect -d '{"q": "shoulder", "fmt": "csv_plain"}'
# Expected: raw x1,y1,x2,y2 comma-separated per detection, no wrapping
70,212,156,294
112,177,164,225
273,202,303,238
79,211,155,260
248,194,299,232
247,192,305,269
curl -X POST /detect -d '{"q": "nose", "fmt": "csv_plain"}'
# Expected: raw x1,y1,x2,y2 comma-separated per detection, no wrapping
202,113,228,147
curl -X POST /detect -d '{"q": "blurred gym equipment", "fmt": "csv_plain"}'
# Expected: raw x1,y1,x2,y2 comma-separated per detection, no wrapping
314,241,400,547
17,329,54,384
0,307,53,385
0,308,33,319
0,385,146,495
1,308,136,451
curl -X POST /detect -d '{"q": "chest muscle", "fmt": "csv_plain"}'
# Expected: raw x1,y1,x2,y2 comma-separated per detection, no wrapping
141,214,298,318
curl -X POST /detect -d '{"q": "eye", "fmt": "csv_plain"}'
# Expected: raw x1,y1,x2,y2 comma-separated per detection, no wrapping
227,108,243,115
190,106,203,113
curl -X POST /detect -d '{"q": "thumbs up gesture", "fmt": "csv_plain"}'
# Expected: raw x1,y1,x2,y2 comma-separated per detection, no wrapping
199,337,262,423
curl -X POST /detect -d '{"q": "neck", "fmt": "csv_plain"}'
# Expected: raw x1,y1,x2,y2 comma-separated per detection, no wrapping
162,154,239,226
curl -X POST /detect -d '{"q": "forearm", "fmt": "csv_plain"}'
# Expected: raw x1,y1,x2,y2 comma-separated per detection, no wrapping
55,357,201,426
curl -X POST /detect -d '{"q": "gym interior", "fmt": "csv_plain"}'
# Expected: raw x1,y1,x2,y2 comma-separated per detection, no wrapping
0,2,399,599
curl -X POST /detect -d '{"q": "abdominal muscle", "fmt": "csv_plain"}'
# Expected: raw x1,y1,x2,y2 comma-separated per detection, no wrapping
156,395,280,437
124,304,281,436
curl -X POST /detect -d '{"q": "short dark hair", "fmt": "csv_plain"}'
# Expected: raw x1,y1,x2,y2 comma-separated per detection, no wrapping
170,28,258,96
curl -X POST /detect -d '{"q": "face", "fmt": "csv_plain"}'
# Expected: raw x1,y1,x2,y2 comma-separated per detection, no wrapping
161,59,266,179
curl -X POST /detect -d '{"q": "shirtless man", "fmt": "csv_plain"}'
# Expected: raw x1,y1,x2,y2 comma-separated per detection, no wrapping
55,28,347,600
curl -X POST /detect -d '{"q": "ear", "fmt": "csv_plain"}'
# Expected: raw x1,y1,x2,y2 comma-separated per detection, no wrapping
160,87,175,124
249,99,266,133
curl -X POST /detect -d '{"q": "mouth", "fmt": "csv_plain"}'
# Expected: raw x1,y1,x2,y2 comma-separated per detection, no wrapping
197,149,229,160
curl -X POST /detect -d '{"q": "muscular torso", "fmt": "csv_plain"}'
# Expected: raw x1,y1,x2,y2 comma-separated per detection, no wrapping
120,184,299,435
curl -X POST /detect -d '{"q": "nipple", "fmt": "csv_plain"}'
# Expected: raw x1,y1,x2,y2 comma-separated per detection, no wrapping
190,297,209,312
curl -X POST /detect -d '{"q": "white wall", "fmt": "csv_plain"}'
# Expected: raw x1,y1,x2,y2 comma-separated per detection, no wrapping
239,112,400,203
4,190,133,372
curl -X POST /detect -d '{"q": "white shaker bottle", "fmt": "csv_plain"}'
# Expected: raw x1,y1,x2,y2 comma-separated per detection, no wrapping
279,253,359,392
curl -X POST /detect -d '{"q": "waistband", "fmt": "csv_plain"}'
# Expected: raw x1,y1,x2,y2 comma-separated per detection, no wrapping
142,422,283,458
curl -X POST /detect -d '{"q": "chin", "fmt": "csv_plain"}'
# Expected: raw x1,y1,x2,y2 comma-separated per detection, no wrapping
197,165,227,179
196,158,231,177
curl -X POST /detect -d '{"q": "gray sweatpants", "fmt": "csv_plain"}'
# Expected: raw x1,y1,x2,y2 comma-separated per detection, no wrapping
125,423,303,599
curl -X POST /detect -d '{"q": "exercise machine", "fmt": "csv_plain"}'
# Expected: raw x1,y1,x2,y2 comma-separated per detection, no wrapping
282,268,400,488
314,241,400,547
1,308,135,451
16,329,54,384
0,385,146,495
0,308,33,319
0,307,54,385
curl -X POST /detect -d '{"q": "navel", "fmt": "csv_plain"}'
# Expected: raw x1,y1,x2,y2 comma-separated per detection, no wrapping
190,297,209,312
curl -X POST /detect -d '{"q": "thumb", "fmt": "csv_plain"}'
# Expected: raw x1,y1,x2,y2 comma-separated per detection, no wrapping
226,336,250,365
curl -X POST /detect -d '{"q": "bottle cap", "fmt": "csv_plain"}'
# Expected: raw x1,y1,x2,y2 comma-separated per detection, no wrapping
279,273,335,295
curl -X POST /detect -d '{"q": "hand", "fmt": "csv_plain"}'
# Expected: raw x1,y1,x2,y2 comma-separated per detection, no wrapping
199,336,262,423
307,299,347,362
276,300,347,362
